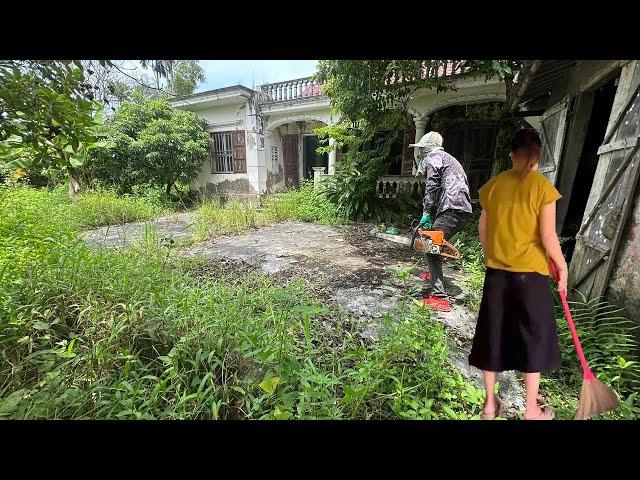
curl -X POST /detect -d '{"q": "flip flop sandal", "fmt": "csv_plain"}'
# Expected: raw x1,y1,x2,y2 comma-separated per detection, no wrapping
524,407,555,420
482,398,504,420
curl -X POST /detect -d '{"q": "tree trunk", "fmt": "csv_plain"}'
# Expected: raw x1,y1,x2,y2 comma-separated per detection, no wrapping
68,169,81,197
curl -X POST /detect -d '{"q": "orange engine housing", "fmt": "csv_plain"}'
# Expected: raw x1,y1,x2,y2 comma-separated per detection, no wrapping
418,230,445,245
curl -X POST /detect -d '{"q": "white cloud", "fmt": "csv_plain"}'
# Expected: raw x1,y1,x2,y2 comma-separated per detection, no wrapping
196,60,318,92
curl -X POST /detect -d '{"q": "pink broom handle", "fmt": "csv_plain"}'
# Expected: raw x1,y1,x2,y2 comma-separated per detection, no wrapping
549,259,596,381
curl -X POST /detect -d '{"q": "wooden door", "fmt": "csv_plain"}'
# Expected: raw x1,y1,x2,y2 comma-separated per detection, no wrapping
569,60,640,299
282,134,300,189
231,131,246,173
538,98,570,185
467,124,497,197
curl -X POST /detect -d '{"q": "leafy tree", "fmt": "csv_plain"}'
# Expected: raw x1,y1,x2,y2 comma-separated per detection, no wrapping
139,60,206,96
171,61,206,96
314,60,521,220
88,95,209,195
0,60,110,194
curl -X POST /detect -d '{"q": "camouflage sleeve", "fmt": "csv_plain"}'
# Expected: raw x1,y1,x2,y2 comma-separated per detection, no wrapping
423,158,441,216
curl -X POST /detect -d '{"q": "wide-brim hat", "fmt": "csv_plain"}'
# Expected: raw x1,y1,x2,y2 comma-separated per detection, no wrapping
409,131,443,148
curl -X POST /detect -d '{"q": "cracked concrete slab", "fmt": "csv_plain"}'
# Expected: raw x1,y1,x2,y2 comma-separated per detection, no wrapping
83,212,195,249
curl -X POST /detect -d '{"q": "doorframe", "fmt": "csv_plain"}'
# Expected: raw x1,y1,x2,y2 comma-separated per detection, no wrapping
282,133,300,189
556,72,622,232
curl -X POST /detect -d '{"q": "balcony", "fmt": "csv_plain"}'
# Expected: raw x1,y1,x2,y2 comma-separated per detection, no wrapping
260,77,323,104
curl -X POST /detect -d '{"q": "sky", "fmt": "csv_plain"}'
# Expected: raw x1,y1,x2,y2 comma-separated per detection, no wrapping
196,60,318,92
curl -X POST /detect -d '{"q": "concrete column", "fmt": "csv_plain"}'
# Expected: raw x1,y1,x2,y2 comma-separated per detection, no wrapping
412,117,428,175
328,137,337,175
312,166,326,190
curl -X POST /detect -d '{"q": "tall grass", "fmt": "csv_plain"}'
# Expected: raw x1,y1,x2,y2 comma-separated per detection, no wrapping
194,182,345,239
0,185,482,419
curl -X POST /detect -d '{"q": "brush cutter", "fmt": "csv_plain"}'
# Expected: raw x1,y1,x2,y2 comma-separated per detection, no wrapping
410,220,461,260
548,258,620,420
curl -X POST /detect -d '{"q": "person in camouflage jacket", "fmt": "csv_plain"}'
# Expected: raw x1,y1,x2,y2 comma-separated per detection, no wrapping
411,131,472,311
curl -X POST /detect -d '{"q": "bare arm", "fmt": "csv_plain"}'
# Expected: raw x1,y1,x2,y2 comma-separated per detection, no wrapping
540,201,568,292
478,209,488,257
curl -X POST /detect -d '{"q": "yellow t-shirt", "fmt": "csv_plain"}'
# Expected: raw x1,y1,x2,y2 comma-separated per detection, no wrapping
478,169,562,276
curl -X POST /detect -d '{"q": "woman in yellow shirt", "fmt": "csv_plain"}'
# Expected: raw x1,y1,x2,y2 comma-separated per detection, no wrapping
468,128,568,420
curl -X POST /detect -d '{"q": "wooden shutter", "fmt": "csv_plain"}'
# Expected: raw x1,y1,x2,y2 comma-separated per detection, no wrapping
231,131,246,173
569,60,640,299
538,98,570,185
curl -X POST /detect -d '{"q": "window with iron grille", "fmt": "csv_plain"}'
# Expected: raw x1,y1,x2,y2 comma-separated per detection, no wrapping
271,145,279,171
210,131,247,174
211,132,234,173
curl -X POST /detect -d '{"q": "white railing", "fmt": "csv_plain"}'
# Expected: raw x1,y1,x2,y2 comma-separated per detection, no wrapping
376,176,424,199
260,77,323,103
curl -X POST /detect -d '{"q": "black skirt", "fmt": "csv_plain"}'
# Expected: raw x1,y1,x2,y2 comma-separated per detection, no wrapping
468,268,561,373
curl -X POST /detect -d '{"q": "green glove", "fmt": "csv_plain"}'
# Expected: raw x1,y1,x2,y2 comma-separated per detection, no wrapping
418,213,432,229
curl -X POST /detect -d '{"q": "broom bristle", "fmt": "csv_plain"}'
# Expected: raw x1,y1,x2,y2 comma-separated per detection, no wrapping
574,379,620,420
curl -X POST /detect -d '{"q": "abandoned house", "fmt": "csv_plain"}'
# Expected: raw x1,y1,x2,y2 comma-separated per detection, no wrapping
508,60,640,319
169,63,507,202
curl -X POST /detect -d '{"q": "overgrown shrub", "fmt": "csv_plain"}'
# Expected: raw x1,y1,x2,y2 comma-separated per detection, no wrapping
87,95,209,195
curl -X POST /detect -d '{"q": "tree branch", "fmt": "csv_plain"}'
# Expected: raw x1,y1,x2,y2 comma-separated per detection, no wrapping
111,64,177,98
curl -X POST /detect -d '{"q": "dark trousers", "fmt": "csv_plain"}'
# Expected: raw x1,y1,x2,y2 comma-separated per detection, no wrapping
427,209,467,299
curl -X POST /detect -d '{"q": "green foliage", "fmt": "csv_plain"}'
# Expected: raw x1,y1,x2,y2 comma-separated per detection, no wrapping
551,292,640,399
0,60,110,183
314,60,516,223
194,182,344,239
0,185,483,419
450,211,486,308
88,95,209,195
316,122,401,222
171,61,206,96
0,186,168,284
262,181,344,224
541,291,640,419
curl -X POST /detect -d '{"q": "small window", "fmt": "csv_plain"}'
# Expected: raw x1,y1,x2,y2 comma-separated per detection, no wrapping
211,132,234,173
271,145,279,171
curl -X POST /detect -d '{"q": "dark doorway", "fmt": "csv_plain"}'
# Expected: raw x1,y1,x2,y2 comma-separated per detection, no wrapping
283,134,300,189
561,76,618,262
302,135,329,180
443,122,497,198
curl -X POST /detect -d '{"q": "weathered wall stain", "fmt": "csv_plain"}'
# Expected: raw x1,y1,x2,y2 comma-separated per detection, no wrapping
608,187,640,321
266,166,284,193
204,178,257,196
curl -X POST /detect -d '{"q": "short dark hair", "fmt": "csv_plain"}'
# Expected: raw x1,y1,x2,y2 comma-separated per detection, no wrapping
510,128,542,154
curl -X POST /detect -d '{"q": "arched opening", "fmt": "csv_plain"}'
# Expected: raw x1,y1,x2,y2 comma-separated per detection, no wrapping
269,119,328,189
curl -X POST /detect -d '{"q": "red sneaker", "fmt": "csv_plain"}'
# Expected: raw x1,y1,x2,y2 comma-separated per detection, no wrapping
419,271,431,282
422,295,452,312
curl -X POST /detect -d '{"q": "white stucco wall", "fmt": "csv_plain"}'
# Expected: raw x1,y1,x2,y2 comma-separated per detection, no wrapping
407,76,506,118
264,130,285,193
